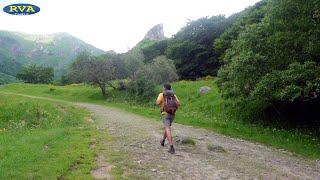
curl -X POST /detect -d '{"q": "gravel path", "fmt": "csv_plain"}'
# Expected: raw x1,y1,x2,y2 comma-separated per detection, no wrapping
2,93,318,179
77,103,320,180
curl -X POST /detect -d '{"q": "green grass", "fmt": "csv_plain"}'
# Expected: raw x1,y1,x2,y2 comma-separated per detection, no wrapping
0,94,98,179
181,138,196,146
1,80,319,159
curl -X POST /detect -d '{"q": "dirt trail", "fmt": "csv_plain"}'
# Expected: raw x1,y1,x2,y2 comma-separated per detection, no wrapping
77,103,320,180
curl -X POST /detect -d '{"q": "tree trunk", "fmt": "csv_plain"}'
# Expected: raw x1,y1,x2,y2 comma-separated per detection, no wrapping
99,84,106,96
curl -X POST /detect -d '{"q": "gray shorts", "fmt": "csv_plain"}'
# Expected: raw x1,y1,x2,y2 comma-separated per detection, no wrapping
162,114,175,128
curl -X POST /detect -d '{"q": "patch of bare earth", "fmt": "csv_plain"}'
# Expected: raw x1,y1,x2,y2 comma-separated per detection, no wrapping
76,103,320,180
91,155,114,179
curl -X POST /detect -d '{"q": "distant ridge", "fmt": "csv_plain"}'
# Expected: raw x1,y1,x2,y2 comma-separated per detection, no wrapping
0,31,106,78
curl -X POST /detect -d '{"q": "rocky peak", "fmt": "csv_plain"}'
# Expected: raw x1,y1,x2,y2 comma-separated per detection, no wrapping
143,24,165,41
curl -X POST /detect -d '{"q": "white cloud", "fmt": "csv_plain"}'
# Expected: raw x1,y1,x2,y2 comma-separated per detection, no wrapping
0,0,260,52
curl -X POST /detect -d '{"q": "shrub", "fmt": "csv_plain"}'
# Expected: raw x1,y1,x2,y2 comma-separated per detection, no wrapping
197,75,215,81
127,76,157,103
181,138,196,145
48,84,56,92
66,83,82,87
117,80,130,91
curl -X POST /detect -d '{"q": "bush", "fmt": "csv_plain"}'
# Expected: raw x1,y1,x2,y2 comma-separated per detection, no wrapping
127,77,157,103
117,79,130,91
197,75,215,81
48,84,56,92
253,62,320,102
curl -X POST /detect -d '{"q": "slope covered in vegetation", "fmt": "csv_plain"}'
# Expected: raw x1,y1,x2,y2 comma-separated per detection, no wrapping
0,31,105,79
215,0,320,127
0,72,19,85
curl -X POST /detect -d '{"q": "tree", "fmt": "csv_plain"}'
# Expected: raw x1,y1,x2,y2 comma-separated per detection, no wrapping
214,0,268,60
69,52,125,96
164,15,236,79
217,0,320,126
133,55,179,85
142,40,168,63
120,49,144,76
127,56,178,102
16,64,54,84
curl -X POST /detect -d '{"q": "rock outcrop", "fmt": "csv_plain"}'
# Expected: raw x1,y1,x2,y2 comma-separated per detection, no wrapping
143,24,165,41
199,86,212,94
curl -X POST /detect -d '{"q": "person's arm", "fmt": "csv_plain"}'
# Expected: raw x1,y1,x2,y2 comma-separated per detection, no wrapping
156,93,163,106
175,95,181,107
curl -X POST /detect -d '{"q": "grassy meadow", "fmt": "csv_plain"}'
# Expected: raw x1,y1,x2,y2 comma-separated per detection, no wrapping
0,94,98,179
1,79,319,159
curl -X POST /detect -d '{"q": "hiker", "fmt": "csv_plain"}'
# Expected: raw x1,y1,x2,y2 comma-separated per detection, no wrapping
156,83,180,154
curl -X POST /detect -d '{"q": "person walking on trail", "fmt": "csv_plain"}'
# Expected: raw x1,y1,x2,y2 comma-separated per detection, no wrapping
156,83,180,154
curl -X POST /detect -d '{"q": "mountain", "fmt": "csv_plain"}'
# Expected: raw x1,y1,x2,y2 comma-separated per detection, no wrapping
0,31,105,78
143,24,165,41
0,72,19,85
127,24,166,53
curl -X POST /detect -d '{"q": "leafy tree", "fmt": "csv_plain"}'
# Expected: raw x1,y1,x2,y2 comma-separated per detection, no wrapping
127,56,178,102
214,0,268,60
120,49,144,76
134,55,179,85
165,15,236,79
16,64,54,84
253,62,320,102
142,40,168,62
69,52,126,96
217,0,320,126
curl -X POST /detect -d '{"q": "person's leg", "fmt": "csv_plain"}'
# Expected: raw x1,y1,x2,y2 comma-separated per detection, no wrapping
166,126,175,154
163,128,167,140
164,114,175,154
165,127,173,145
160,128,166,146
161,114,168,146
161,114,175,153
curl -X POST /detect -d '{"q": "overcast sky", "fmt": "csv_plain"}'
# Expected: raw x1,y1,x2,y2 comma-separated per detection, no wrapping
0,0,260,52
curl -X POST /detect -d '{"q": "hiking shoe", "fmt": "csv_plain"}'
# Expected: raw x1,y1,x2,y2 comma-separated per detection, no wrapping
168,146,175,154
160,139,165,147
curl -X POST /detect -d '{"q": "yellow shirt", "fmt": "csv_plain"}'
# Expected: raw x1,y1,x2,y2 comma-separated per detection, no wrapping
156,92,180,114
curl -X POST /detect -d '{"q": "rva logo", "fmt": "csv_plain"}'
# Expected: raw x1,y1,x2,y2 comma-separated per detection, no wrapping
3,4,40,15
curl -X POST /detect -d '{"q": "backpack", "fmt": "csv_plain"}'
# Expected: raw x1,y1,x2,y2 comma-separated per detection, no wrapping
163,90,178,114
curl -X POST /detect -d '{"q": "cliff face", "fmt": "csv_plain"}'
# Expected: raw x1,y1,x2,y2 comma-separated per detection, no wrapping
143,24,165,41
